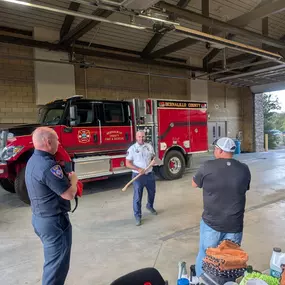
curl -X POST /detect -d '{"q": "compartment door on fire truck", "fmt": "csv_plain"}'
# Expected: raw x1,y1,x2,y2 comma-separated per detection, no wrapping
61,102,100,153
96,101,133,152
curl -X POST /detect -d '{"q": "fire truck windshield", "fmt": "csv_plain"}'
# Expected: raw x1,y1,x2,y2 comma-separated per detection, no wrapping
39,103,66,126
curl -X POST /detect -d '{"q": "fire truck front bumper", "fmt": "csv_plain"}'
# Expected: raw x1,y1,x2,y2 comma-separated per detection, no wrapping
0,162,8,178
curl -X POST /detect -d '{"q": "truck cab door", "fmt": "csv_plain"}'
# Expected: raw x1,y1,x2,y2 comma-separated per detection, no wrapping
60,102,100,155
96,101,133,152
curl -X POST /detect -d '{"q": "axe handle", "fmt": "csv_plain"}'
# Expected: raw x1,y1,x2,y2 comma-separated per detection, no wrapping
122,162,153,192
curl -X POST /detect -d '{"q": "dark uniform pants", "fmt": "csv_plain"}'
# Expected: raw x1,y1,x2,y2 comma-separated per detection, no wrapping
32,213,72,285
133,172,156,219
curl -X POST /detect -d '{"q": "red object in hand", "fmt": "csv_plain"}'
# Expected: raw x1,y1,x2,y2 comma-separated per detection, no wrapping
76,181,83,197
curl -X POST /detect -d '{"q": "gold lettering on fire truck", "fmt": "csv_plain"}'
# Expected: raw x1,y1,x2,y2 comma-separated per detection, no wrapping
78,129,91,143
105,130,124,141
157,101,207,109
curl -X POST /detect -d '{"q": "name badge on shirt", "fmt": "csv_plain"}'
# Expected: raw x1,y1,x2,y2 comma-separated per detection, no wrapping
50,165,63,179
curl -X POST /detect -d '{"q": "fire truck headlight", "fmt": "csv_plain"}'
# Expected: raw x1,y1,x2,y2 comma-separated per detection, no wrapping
1,146,24,160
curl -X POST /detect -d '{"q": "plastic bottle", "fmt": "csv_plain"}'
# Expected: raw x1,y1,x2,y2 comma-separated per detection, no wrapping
244,265,253,276
178,261,188,279
178,262,189,285
189,265,199,285
270,247,285,278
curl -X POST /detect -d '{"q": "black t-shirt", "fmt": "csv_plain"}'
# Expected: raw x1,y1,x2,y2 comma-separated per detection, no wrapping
193,158,251,233
25,150,71,217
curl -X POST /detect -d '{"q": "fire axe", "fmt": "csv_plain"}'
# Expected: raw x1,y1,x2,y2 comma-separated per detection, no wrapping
122,157,162,192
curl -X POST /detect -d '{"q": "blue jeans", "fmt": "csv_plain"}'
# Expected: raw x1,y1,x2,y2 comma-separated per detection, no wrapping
32,213,72,285
195,219,243,277
133,172,156,219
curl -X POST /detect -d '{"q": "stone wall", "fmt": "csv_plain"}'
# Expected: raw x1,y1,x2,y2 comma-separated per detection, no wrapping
253,93,264,152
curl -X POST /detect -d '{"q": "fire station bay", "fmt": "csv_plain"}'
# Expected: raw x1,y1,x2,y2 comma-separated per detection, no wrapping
3,0,285,284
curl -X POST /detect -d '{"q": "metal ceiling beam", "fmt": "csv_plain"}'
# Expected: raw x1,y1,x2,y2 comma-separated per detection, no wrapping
216,64,285,82
202,0,209,33
60,9,113,46
60,2,81,39
75,40,187,63
209,53,258,70
141,0,191,57
0,34,203,71
0,26,32,36
238,17,268,73
159,1,285,48
203,34,234,69
148,37,198,59
228,0,285,27
0,25,186,64
149,1,285,59
175,26,282,61
202,0,274,65
212,15,280,73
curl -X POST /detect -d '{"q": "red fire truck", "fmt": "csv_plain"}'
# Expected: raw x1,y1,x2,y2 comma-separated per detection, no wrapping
0,95,208,204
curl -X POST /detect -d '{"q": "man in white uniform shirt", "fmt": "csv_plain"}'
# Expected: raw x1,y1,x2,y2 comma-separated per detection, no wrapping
126,131,157,226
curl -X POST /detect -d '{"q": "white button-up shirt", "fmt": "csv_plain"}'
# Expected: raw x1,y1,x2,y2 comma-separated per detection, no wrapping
126,142,155,174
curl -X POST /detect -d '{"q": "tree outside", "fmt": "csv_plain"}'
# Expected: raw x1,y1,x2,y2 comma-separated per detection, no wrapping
263,93,283,149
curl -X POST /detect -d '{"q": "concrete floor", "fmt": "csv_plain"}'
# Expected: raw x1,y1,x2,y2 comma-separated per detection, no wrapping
1,150,285,285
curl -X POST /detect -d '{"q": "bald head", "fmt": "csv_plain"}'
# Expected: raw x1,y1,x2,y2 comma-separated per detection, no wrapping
32,127,59,155
136,130,145,145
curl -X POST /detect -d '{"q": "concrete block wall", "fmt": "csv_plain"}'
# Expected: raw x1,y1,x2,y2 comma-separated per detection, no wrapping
208,81,243,137
207,82,254,152
0,43,37,125
75,56,188,100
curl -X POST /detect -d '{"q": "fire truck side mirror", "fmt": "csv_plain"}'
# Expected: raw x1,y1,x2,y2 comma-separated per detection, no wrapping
70,105,78,126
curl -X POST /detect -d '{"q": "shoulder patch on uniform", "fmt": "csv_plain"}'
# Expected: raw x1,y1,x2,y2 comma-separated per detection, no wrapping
50,165,63,179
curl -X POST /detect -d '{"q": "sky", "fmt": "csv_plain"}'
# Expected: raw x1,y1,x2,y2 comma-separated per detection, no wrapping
267,90,285,112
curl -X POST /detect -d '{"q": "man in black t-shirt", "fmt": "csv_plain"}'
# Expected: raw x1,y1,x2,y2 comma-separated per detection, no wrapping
192,137,251,277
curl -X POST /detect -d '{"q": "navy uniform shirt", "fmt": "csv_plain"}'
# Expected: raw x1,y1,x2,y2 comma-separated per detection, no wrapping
126,142,155,174
25,150,71,217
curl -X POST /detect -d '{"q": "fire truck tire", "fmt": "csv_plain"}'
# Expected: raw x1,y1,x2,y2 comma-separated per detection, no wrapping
15,167,30,205
159,150,185,180
0,179,15,193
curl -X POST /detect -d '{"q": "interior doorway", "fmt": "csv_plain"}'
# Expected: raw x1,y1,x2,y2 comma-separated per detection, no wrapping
208,121,227,149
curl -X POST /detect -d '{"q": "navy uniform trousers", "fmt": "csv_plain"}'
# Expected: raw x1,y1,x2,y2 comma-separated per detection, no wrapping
32,213,72,285
132,171,156,219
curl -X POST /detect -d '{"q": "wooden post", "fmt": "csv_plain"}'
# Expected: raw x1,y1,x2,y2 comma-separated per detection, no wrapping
265,134,269,151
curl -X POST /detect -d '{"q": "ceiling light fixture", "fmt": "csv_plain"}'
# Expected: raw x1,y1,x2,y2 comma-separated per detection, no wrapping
1,0,147,30
138,14,180,26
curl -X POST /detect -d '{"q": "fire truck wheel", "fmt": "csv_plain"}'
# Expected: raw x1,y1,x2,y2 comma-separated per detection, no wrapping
159,150,185,180
0,179,15,193
15,167,30,205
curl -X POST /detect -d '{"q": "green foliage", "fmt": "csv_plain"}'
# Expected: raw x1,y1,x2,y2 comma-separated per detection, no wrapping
263,94,282,149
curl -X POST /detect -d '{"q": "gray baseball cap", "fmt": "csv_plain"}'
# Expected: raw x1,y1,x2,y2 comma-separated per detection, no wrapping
213,137,236,152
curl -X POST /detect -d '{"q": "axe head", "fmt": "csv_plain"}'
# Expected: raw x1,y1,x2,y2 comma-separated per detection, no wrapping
153,157,163,166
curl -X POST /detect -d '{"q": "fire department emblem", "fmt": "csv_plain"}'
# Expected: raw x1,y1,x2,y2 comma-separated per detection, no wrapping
50,165,63,179
78,129,91,143
159,101,165,107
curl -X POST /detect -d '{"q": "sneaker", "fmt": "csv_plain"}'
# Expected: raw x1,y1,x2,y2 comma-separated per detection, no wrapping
146,206,157,215
135,218,141,226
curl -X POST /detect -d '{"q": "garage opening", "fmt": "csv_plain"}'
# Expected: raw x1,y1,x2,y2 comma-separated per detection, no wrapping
264,90,285,150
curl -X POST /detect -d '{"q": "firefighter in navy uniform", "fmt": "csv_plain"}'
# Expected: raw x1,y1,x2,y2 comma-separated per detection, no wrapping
25,127,78,285
126,130,157,226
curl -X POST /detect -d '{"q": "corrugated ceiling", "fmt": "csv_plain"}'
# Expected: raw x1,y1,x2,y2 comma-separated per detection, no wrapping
1,0,285,87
